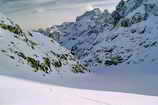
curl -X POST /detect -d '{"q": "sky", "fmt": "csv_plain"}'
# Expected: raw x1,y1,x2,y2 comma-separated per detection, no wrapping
0,0,121,30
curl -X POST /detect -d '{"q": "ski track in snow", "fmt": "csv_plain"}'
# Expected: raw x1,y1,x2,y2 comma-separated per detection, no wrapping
1,74,158,105
1,63,158,105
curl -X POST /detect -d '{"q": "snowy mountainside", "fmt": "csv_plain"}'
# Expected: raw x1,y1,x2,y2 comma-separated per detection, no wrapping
0,13,87,74
1,1,158,105
0,12,17,26
45,0,158,69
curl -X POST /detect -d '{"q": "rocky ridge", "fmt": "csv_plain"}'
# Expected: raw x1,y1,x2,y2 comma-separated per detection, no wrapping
44,0,158,69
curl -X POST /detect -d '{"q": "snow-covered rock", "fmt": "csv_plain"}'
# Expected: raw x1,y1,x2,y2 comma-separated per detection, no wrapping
45,0,158,70
0,13,87,74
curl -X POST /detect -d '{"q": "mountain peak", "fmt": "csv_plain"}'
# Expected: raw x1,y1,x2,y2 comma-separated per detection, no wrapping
114,0,158,17
76,8,101,22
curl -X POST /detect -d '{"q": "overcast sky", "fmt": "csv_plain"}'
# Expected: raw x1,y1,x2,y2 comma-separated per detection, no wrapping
0,0,120,30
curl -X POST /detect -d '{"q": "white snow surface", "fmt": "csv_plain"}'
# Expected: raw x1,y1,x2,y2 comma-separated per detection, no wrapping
1,63,158,105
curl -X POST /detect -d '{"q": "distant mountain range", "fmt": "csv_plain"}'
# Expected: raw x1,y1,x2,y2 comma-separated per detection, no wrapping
42,0,158,69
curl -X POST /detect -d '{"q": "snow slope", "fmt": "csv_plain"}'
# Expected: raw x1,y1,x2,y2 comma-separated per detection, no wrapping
2,76,158,105
1,63,158,105
0,13,87,74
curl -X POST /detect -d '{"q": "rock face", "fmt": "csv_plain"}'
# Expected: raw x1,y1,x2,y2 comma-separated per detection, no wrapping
44,0,158,70
0,13,87,74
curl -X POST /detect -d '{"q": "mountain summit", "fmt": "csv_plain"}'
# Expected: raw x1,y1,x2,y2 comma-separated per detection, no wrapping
44,0,158,69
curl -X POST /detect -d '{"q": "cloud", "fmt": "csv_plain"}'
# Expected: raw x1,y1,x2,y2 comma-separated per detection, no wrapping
33,0,55,4
33,8,45,13
85,4,94,11
0,0,121,29
0,0,120,14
